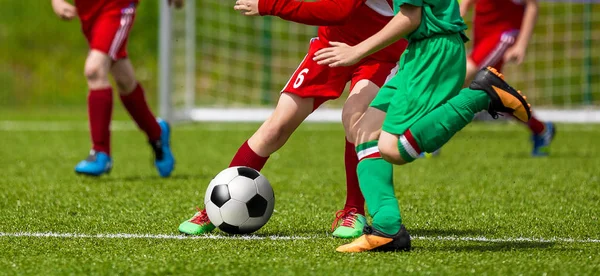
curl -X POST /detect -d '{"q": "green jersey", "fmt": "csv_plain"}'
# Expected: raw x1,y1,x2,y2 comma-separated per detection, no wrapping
394,0,467,42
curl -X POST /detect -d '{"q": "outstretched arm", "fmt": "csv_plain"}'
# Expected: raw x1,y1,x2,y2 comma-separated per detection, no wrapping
234,0,363,26
504,0,538,64
313,4,421,67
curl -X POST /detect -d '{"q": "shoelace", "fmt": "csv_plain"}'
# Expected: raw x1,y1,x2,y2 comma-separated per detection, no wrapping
331,208,358,231
190,207,210,225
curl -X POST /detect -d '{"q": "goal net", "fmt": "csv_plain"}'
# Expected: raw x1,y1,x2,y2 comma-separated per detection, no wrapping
158,0,600,123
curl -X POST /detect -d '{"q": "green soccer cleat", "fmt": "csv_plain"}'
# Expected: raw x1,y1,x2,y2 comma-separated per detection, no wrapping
178,208,216,235
331,208,367,239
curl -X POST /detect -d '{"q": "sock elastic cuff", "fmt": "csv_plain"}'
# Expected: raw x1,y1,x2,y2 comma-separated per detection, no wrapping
398,130,421,162
356,140,381,161
90,87,113,94
121,83,143,99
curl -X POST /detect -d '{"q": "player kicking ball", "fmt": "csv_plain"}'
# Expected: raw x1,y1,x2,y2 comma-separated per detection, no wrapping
314,0,532,252
50,0,181,177
179,0,407,238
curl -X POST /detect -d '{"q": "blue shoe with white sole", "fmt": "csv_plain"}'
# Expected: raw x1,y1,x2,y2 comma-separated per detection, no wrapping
532,122,556,157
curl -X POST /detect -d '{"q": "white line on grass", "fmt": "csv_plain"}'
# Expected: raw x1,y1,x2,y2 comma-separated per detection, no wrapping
0,232,598,243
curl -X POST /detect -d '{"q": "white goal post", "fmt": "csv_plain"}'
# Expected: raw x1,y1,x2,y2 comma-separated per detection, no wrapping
158,0,600,123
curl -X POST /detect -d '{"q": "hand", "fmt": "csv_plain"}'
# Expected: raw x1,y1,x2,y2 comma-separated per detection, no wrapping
503,44,526,65
168,0,184,9
51,0,77,21
233,0,259,16
313,42,363,67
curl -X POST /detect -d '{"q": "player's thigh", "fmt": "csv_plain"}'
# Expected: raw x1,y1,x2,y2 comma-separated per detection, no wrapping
89,4,136,61
383,34,466,135
343,61,398,139
282,38,352,110
110,58,137,94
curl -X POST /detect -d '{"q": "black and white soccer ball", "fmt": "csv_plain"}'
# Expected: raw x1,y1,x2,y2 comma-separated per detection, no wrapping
205,166,275,234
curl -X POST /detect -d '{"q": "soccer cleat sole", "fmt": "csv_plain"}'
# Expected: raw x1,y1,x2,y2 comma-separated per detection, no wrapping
471,67,532,123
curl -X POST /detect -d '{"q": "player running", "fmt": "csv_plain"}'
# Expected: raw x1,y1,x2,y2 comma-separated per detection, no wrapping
178,0,408,239
461,0,555,156
314,0,532,252
50,0,180,177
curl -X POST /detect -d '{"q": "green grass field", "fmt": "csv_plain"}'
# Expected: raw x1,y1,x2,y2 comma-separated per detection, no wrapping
0,111,599,274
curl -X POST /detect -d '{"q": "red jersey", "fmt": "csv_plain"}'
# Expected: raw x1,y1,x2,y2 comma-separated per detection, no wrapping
474,0,525,34
74,0,139,21
258,0,406,63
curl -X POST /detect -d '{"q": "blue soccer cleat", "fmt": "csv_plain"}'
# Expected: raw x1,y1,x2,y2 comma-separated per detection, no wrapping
151,118,175,177
531,122,556,157
75,150,112,176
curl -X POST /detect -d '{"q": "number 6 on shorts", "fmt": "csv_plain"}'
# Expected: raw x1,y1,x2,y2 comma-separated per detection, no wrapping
293,69,309,88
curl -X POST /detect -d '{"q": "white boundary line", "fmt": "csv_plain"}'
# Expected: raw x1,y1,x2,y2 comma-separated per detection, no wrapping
0,232,598,243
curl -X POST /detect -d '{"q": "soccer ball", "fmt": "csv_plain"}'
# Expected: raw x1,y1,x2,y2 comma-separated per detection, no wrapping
205,166,275,234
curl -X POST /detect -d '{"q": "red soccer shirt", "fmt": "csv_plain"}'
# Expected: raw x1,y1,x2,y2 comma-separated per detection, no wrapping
474,0,525,35
259,0,406,63
74,0,140,21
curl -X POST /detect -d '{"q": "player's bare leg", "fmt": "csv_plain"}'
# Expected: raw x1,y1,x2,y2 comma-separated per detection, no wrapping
179,93,315,235
112,59,175,177
75,50,114,176
246,93,315,157
331,80,379,239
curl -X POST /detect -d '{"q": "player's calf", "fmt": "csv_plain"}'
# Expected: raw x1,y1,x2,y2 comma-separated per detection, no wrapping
469,67,532,123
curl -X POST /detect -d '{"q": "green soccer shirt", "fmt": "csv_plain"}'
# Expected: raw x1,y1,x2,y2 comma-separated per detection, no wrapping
393,0,467,42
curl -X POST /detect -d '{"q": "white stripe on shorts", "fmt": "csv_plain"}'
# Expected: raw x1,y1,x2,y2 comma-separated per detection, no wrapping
108,6,135,60
479,30,519,69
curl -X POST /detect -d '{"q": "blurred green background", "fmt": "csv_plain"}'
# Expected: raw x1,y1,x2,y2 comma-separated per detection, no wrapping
0,1,598,109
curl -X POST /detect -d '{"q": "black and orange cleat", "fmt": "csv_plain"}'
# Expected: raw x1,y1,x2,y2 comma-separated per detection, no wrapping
470,67,532,123
336,224,411,253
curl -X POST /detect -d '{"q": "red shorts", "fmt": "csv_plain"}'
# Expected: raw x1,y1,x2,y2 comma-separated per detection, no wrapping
282,38,399,109
469,30,519,71
79,2,137,60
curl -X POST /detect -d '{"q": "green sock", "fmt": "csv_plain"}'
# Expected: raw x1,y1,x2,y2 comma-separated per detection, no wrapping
398,88,489,161
356,141,402,236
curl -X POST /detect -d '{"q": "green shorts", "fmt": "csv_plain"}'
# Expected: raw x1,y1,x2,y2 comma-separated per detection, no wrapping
370,33,467,135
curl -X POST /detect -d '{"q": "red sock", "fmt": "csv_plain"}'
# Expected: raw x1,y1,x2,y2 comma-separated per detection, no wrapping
88,88,113,155
119,83,161,141
344,138,365,215
527,115,545,135
229,140,269,171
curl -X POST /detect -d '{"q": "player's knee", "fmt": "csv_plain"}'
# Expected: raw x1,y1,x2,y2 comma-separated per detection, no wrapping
378,138,405,165
84,62,108,83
